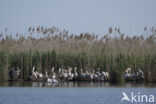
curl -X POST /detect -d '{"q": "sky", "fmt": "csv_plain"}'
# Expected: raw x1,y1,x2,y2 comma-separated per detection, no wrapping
0,0,156,37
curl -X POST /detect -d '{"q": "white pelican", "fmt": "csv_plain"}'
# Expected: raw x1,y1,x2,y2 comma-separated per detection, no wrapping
73,67,78,78
51,67,55,73
47,78,58,83
47,71,58,83
93,69,98,81
32,66,37,79
67,68,74,80
35,70,43,78
80,69,86,80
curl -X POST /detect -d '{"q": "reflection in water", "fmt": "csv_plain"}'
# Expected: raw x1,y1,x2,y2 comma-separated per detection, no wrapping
0,81,156,87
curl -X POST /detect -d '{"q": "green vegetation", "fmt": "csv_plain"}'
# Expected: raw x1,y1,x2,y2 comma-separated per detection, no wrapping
0,26,156,82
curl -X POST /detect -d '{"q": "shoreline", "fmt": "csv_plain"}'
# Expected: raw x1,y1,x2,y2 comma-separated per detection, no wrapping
0,81,156,87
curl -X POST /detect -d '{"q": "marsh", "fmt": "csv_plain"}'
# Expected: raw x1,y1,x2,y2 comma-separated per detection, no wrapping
0,0,156,104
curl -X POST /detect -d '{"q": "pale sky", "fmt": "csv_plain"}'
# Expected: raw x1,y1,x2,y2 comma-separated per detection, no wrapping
0,0,156,36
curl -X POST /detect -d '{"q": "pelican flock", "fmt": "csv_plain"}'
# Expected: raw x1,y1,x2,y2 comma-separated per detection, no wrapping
124,68,144,81
9,66,144,83
29,66,110,83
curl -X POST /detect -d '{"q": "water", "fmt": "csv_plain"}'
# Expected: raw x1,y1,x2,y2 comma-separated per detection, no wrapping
0,82,156,104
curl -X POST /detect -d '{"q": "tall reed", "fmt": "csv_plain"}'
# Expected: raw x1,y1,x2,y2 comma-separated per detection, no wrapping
0,26,156,82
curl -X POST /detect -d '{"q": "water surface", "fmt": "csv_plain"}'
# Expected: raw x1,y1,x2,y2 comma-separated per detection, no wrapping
0,82,156,104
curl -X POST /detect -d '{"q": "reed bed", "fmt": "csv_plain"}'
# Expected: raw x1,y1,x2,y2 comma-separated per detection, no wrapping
0,26,156,82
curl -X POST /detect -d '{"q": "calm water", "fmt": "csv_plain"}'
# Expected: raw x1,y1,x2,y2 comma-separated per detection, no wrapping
0,82,156,104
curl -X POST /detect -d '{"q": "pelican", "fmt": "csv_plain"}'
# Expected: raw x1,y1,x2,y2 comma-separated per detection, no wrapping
73,67,78,81
102,71,106,79
74,67,78,77
58,68,62,74
60,69,68,81
138,69,144,75
137,69,144,80
51,67,55,73
52,73,57,79
124,68,132,76
93,69,98,81
45,69,48,78
35,69,43,78
105,72,109,80
47,77,58,83
90,72,94,81
49,67,55,78
64,69,68,79
56,68,61,80
96,68,103,81
67,68,73,81
32,66,37,79
85,69,90,81
47,71,58,83
89,69,94,81
124,68,144,81
47,78,52,83
80,69,86,81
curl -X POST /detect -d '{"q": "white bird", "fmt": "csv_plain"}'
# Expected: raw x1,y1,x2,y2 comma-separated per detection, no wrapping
138,69,144,75
52,67,55,73
47,78,58,83
58,68,62,74
67,68,74,80
52,73,57,79
92,69,98,80
74,67,78,77
105,72,109,79
45,70,48,78
47,78,52,83
90,72,93,80
102,71,106,77
32,66,37,79
80,69,86,79
47,72,58,83
52,79,58,83
35,71,43,78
